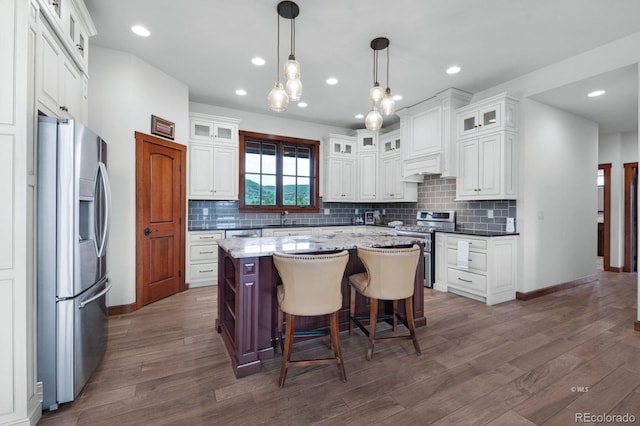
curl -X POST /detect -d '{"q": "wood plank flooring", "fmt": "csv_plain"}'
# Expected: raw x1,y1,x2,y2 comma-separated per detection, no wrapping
39,271,640,425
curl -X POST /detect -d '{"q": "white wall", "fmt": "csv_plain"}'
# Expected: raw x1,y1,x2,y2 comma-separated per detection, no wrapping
598,131,639,267
89,46,189,306
518,100,599,292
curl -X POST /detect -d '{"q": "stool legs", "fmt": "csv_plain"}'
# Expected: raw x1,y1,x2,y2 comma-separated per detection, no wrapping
278,311,347,387
367,298,378,361
406,296,422,355
329,311,347,382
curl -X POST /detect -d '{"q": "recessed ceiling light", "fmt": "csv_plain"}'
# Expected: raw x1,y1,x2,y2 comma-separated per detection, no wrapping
251,57,266,66
235,89,247,96
131,25,150,37
446,65,461,75
326,77,338,85
297,102,308,108
588,90,606,97
392,94,403,101
355,114,364,119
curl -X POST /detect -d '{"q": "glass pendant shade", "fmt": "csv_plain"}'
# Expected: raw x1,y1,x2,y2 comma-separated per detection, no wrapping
267,81,289,112
285,77,302,101
369,83,384,104
380,88,395,116
365,105,383,131
284,56,300,79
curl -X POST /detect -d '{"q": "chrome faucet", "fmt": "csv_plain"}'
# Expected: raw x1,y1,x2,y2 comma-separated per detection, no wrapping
280,210,289,225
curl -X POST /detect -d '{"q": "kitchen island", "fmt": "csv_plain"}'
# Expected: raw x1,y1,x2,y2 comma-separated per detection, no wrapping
215,233,426,378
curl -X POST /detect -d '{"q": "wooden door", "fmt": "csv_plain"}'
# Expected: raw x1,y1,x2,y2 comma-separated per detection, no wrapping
135,132,186,307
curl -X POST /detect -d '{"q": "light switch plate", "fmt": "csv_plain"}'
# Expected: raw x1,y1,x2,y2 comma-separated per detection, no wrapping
324,208,330,215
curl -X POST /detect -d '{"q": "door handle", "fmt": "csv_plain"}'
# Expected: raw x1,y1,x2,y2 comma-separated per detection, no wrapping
144,227,152,236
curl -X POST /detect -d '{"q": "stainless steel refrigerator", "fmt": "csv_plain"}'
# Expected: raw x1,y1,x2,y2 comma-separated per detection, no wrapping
37,116,112,411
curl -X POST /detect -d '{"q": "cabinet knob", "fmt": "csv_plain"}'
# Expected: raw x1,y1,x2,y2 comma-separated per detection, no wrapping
59,105,68,112
51,1,60,6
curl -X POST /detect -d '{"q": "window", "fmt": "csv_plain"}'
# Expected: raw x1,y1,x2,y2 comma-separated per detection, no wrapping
239,131,319,212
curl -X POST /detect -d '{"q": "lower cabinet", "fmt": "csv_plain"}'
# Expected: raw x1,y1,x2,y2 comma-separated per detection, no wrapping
434,233,517,305
261,227,314,237
187,231,225,287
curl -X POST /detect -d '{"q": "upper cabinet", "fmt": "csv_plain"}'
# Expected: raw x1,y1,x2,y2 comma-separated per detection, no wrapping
455,93,518,201
397,88,472,179
456,96,517,139
355,129,378,152
188,113,241,200
322,134,356,202
35,0,95,122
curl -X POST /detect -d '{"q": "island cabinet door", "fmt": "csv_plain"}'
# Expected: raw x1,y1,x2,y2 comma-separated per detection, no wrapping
236,258,260,366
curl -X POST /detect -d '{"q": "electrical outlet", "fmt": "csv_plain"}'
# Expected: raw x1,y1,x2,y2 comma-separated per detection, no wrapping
487,210,493,219
324,208,330,215
382,209,386,215
355,209,359,214
203,208,208,216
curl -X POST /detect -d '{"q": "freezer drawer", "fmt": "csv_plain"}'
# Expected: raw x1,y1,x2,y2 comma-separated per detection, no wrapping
41,278,110,410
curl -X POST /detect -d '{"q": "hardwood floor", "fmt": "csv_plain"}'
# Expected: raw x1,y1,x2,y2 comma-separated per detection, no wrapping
39,271,640,425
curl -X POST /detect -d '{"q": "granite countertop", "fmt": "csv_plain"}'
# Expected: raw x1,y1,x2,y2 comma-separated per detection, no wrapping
217,233,424,258
436,230,519,237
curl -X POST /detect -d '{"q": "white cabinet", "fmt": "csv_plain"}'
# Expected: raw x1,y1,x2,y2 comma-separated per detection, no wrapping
357,151,378,201
188,113,241,200
190,116,238,145
262,227,314,237
36,15,85,121
456,95,517,139
397,88,472,178
187,231,225,287
455,93,518,201
381,153,416,201
381,131,401,154
312,226,355,235
434,233,517,305
322,134,356,202
36,0,94,76
355,129,378,152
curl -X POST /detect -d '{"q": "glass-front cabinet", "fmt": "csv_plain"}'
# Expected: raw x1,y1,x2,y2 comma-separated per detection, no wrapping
381,130,401,155
457,102,502,138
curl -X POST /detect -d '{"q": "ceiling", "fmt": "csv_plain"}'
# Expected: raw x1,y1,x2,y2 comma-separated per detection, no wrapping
85,0,640,132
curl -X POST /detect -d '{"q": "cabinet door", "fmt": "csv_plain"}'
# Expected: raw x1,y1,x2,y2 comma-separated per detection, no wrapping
190,119,214,141
188,143,214,198
457,139,479,197
60,57,81,118
330,138,354,157
457,111,479,139
477,103,502,134
38,25,62,115
357,130,377,152
406,105,442,158
357,152,378,201
382,132,401,155
212,145,238,199
478,133,501,196
328,158,355,200
381,155,403,200
213,122,237,145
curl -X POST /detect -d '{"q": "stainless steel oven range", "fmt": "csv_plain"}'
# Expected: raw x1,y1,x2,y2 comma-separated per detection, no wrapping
394,210,456,287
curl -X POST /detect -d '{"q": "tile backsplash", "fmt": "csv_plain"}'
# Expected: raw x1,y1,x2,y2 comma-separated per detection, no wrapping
188,174,516,232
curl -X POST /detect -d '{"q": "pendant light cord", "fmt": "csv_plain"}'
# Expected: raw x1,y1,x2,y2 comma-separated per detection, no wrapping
386,44,390,89
276,12,280,81
290,6,295,57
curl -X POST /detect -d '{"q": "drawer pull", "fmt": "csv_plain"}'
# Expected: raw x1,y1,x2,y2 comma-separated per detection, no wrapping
458,277,473,283
199,269,214,273
199,251,215,254
245,263,255,268
245,282,254,287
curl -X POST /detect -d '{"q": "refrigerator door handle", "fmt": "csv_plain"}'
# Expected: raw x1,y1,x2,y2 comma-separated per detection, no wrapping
96,162,112,258
79,281,112,309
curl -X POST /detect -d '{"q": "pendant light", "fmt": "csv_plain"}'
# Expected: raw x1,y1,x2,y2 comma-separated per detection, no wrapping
365,37,391,130
267,4,289,112
380,43,395,116
281,1,302,101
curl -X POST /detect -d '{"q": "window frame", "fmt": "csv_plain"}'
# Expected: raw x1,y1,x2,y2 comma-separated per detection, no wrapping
239,130,320,213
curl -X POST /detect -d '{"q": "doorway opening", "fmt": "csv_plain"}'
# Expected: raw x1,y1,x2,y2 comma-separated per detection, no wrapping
623,162,638,272
598,164,611,271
